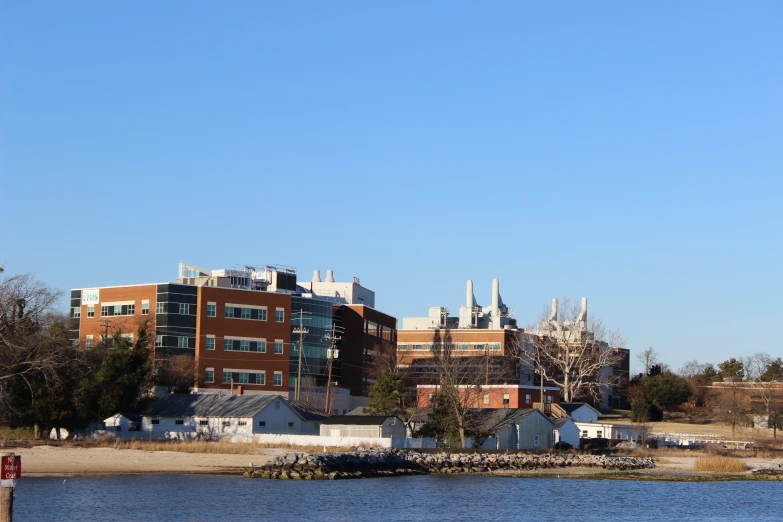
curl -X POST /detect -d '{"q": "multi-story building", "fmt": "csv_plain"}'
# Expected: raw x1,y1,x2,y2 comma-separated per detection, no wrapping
69,262,397,411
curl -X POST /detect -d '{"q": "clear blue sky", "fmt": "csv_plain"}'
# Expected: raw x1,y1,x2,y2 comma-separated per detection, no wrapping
2,2,781,373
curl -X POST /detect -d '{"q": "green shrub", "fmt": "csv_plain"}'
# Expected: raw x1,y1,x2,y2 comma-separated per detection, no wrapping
631,399,663,422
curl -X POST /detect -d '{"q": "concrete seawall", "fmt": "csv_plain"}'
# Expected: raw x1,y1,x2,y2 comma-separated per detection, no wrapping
245,449,655,480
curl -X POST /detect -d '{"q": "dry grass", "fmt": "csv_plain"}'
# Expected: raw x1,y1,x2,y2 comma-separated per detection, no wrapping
694,456,749,473
78,438,375,454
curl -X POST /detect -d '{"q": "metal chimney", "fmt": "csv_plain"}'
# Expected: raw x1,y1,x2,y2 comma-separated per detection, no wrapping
325,270,335,283
312,270,321,283
466,280,474,308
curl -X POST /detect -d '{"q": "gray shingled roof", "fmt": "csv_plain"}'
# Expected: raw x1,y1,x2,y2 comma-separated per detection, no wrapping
471,408,552,433
553,418,572,429
142,394,281,418
288,401,328,421
559,402,594,415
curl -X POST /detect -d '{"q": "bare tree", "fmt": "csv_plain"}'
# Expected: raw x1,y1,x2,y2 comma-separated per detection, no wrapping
0,274,76,412
743,353,783,439
425,328,491,448
161,355,196,393
714,382,749,440
512,297,624,403
636,347,659,376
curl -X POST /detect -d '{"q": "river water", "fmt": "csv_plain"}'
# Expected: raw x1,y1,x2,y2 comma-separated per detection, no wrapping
13,474,783,521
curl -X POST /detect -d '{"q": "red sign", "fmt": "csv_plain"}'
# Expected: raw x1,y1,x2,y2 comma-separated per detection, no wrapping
1,456,21,480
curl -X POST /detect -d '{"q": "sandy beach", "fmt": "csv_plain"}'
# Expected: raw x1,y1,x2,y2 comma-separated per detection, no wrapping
12,446,781,480
16,446,287,477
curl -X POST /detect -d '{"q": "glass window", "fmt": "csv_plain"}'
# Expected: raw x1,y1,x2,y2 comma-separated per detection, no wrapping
258,308,267,321
151,419,160,425
175,419,184,425
274,341,283,354
525,394,531,404
483,394,490,404
178,336,188,348
490,343,501,351
240,340,250,352
205,337,215,350
458,343,469,350
241,307,251,319
397,344,408,351
114,305,122,316
156,302,164,314
412,344,423,350
225,306,234,318
127,304,135,315
87,305,95,318
534,435,539,447
71,307,81,318
223,372,233,384
179,303,188,315
275,309,284,322
258,341,266,353
238,372,249,384
101,305,109,316
141,302,149,315
207,304,216,317
86,335,94,348
273,372,282,386
257,372,265,385
200,420,209,426
155,335,163,347
287,422,294,428
205,369,214,383
224,339,234,351
258,421,266,427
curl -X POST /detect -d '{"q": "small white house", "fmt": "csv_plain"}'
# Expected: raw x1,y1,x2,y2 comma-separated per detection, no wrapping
560,403,601,423
553,418,580,449
320,416,407,438
575,422,647,441
139,394,325,440
103,413,142,433
474,409,555,451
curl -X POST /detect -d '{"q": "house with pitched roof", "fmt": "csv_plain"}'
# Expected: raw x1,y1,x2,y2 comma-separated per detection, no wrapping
139,393,325,439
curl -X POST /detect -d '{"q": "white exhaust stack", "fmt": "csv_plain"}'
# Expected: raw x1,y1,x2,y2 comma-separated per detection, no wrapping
325,270,335,283
578,297,588,324
466,280,475,308
491,278,500,316
312,270,321,283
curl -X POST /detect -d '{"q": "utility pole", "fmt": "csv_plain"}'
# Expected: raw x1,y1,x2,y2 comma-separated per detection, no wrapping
485,343,490,386
99,319,113,348
293,310,311,401
324,324,342,414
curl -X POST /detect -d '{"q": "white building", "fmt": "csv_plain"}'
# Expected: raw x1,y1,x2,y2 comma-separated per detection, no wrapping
575,422,647,441
297,269,375,307
320,416,407,438
553,418,581,448
139,393,326,440
560,403,601,423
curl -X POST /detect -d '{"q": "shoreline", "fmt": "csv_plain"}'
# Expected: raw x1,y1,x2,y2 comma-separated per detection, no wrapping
12,446,781,482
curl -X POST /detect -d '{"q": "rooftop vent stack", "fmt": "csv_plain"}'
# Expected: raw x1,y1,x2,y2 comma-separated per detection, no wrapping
325,270,335,283
271,270,278,292
236,386,243,396
466,280,475,308
579,297,588,325
312,270,322,283
491,278,500,316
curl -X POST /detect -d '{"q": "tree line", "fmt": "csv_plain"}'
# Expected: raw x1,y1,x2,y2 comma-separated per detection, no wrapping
0,273,189,438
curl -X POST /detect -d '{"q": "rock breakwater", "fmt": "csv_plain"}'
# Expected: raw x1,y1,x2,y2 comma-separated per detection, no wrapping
245,448,655,480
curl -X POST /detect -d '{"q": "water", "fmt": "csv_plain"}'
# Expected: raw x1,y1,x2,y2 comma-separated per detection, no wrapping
13,475,783,521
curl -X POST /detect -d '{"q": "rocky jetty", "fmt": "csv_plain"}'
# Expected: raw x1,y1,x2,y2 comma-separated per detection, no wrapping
245,448,655,480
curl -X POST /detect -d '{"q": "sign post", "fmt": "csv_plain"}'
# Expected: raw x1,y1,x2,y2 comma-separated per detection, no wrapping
1,453,20,522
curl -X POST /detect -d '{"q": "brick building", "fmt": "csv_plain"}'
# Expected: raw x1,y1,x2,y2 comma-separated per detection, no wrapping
69,262,396,410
